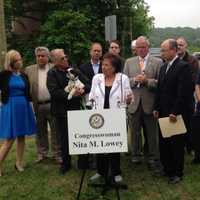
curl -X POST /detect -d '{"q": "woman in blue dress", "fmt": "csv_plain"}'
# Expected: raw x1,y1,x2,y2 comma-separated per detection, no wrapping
0,50,36,176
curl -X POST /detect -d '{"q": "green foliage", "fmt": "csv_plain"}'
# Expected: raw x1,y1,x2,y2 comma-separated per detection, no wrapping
38,11,91,65
6,33,39,66
149,27,200,52
4,0,154,65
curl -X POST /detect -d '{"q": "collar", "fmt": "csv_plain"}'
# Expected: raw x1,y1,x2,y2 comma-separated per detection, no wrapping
168,55,178,66
139,53,149,62
38,63,49,70
91,59,100,65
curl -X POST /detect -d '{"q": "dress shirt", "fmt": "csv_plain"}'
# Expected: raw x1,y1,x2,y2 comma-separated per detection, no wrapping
38,64,51,101
138,54,149,72
91,59,100,75
166,55,178,73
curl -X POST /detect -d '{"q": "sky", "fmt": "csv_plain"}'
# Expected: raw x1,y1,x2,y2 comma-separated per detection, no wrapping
144,0,200,28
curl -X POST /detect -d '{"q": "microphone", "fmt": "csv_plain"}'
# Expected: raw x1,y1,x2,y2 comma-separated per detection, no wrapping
86,99,96,109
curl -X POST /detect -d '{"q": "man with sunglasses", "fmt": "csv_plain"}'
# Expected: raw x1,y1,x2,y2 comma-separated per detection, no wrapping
47,49,87,174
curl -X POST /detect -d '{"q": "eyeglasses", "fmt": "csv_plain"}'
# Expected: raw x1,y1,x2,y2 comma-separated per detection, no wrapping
60,55,68,61
36,54,47,58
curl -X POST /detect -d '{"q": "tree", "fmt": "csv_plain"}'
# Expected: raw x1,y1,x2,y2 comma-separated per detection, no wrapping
0,0,7,68
39,11,91,65
4,0,153,65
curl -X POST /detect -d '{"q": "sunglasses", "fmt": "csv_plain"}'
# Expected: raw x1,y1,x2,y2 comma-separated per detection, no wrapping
60,55,68,61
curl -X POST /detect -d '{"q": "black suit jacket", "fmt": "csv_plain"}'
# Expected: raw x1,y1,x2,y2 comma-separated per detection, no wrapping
0,70,31,104
47,67,85,116
79,62,102,93
182,51,199,87
155,57,193,117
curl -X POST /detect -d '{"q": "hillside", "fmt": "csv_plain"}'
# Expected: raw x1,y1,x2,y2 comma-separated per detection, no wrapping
149,27,200,51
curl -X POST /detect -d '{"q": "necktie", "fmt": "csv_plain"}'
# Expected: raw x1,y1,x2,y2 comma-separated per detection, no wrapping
137,58,145,88
165,63,171,74
139,58,145,72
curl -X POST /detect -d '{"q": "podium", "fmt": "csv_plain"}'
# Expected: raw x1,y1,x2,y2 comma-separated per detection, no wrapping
68,108,128,200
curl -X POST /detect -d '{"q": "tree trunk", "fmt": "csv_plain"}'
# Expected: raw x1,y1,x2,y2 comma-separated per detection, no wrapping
0,0,7,69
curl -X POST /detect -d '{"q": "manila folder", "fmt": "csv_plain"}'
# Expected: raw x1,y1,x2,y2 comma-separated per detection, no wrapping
158,115,186,138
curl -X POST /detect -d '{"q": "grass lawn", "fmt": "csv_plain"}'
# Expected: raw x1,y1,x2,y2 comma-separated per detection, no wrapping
1,137,200,200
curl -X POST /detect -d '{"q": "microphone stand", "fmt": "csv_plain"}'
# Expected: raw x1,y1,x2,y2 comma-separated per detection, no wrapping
88,99,128,200
76,99,96,200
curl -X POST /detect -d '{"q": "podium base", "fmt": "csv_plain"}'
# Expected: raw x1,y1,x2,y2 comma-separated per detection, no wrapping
88,176,128,200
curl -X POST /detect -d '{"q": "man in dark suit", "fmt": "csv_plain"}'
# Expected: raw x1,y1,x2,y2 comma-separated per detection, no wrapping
47,49,86,174
176,37,199,156
79,42,102,93
154,39,193,184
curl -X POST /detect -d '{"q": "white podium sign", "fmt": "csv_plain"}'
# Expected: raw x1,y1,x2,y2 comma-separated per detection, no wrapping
68,108,128,155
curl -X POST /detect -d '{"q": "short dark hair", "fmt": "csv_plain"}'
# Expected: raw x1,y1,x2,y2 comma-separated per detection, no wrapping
103,52,122,73
168,39,178,51
109,40,121,47
90,42,102,50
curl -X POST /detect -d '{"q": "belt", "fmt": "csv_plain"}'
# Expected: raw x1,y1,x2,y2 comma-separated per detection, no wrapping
38,100,51,105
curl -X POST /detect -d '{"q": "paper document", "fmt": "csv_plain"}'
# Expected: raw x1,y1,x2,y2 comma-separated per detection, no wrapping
158,115,186,138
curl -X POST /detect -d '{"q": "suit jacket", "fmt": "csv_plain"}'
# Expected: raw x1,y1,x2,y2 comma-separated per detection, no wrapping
182,51,199,87
47,67,83,116
79,61,102,93
0,70,31,104
24,63,53,112
154,57,193,117
89,73,132,109
124,55,162,114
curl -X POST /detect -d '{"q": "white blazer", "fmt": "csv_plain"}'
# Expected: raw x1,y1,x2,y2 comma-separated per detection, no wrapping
89,73,132,109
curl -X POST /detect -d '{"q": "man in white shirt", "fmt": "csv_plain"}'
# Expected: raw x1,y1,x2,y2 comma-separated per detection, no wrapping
25,47,61,163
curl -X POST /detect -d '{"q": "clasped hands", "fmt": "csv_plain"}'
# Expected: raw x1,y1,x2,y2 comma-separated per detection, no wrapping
133,74,148,85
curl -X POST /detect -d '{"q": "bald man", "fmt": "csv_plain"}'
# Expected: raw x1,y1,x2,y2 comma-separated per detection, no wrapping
47,49,86,174
154,39,193,184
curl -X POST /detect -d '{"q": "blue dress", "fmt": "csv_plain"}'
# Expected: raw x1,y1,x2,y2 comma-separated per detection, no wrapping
0,74,37,139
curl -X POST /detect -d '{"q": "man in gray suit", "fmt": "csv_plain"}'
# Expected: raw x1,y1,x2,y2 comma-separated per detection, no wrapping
25,47,61,163
124,36,162,169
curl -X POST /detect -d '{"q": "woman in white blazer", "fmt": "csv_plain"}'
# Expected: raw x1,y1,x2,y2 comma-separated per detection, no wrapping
89,53,133,183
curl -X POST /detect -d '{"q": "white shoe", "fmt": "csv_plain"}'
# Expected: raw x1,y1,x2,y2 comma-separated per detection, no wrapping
90,173,101,181
114,175,123,183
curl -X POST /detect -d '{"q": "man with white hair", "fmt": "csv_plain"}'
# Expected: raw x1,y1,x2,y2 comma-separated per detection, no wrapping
47,49,86,174
131,39,137,56
25,47,61,164
124,36,162,171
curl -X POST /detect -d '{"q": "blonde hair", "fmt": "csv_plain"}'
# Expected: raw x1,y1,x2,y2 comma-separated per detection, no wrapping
4,50,21,70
